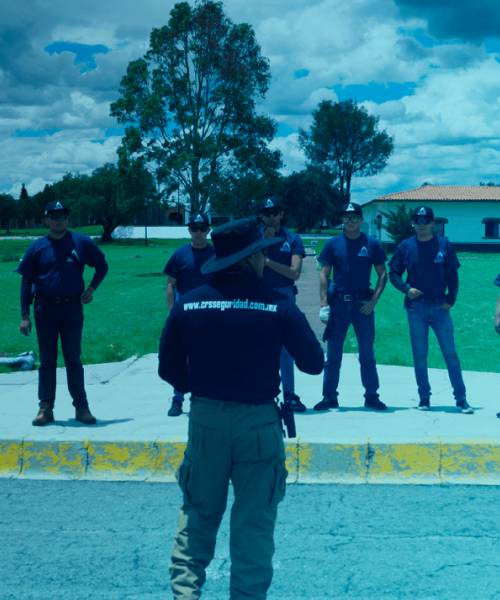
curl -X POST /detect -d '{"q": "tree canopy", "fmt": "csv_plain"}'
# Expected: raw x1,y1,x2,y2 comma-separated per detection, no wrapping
299,99,394,204
0,194,17,233
110,0,281,214
281,168,341,233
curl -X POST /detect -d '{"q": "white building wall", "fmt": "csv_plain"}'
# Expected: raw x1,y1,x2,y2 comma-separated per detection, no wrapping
361,201,500,244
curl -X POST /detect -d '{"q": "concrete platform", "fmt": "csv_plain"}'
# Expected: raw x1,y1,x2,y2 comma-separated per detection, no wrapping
1,353,499,484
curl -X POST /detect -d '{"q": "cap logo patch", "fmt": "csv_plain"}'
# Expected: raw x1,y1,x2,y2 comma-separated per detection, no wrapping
418,207,427,215
434,251,444,264
280,242,291,252
55,202,63,210
265,199,274,208
346,203,355,212
194,214,204,222
358,246,370,258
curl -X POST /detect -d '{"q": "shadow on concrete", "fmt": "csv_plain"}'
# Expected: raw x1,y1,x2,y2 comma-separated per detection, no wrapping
40,418,135,428
298,406,410,415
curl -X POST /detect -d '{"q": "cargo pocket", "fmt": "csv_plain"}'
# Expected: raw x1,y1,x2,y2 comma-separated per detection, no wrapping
269,461,287,507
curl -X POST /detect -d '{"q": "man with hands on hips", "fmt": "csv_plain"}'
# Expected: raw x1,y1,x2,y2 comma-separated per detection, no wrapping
389,205,473,414
18,201,108,426
316,202,388,412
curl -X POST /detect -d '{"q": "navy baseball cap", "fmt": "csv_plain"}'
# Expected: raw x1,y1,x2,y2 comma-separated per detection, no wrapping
44,201,70,216
260,197,282,211
412,206,434,220
341,202,363,216
201,218,283,274
188,212,210,225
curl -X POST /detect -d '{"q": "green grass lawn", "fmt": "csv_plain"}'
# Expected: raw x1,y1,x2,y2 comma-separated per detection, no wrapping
1,233,499,374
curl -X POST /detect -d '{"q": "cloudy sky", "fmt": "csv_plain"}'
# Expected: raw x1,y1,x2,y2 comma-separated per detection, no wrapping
2,0,500,203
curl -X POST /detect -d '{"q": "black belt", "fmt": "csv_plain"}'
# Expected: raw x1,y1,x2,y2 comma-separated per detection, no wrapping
36,292,81,304
334,290,372,301
411,297,445,306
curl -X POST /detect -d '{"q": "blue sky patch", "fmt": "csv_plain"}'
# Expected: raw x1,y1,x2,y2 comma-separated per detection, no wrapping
294,69,309,80
333,82,416,104
44,42,109,72
105,127,125,137
276,123,297,137
12,128,62,138
485,38,500,54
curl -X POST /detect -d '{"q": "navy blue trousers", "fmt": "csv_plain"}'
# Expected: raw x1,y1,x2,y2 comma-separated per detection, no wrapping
34,297,88,409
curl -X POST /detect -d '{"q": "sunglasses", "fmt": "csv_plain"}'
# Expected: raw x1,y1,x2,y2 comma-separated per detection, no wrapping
413,217,432,225
341,215,360,223
47,213,69,221
189,224,209,233
262,208,281,217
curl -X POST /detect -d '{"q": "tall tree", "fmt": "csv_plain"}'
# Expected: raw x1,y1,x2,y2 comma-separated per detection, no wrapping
110,0,279,213
17,183,34,222
299,99,394,204
0,194,17,233
281,168,341,233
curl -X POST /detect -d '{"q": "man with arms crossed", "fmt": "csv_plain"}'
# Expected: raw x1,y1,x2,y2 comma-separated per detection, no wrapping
315,202,388,412
159,218,324,600
163,212,214,416
18,201,108,425
260,197,307,412
389,205,473,413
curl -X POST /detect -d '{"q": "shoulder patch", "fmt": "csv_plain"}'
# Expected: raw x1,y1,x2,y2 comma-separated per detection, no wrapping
358,246,370,257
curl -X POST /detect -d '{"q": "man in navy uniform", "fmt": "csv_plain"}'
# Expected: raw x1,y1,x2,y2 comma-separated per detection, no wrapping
495,272,500,418
18,201,108,426
389,205,473,413
163,212,214,416
159,218,324,600
260,197,307,412
314,202,388,412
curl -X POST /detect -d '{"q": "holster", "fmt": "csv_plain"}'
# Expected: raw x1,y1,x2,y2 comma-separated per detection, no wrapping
277,399,296,438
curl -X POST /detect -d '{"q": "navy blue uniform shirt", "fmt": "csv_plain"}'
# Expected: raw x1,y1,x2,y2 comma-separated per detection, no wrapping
389,235,460,304
318,233,387,294
17,232,106,309
261,226,306,289
158,269,324,404
163,243,215,295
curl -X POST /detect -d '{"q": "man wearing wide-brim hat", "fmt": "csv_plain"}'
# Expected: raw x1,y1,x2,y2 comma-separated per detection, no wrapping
159,217,324,599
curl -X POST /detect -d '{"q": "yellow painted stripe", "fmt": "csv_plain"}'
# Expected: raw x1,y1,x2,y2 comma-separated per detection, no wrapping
1,437,500,484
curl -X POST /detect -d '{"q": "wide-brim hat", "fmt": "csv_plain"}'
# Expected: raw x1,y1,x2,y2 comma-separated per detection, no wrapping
201,217,283,274
44,200,70,216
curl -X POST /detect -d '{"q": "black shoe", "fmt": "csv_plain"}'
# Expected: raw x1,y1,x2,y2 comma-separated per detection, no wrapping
284,392,306,413
418,398,430,411
313,397,339,411
364,397,387,411
168,398,183,417
456,399,474,414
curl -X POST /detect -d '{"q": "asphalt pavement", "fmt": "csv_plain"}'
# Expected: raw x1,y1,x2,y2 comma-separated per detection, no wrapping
1,479,499,600
1,248,499,484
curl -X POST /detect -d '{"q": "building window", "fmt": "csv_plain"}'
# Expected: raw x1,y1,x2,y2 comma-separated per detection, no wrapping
485,220,499,238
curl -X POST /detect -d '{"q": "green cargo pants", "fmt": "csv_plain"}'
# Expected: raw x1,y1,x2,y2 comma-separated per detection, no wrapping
170,396,287,600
